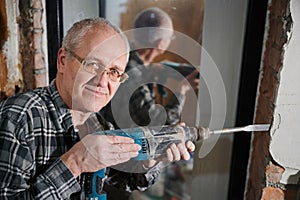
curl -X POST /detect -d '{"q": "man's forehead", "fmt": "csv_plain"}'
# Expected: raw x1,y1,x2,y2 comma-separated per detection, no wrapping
82,30,128,67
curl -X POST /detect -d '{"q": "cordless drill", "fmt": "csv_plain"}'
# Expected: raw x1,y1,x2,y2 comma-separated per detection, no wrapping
95,125,208,160
85,124,210,200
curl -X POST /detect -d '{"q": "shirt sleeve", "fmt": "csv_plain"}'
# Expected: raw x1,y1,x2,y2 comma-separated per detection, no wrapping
0,114,80,199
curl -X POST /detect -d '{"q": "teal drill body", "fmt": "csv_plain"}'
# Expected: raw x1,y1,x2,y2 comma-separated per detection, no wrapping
85,125,199,199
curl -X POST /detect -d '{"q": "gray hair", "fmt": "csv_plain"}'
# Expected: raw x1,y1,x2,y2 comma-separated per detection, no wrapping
62,17,129,57
133,7,173,46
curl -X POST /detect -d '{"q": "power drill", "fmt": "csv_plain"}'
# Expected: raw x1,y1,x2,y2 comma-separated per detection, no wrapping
85,124,210,200
85,124,270,199
95,125,209,160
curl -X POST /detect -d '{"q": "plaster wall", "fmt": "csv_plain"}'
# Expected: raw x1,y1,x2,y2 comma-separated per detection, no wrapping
270,0,300,184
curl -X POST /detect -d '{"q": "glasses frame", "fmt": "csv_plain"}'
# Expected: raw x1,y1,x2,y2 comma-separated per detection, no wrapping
64,48,129,83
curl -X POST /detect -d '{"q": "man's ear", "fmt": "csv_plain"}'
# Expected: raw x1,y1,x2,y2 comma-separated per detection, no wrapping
57,48,66,73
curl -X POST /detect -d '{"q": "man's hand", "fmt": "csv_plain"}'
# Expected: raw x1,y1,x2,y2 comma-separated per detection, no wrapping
164,141,195,162
61,135,141,178
145,140,195,168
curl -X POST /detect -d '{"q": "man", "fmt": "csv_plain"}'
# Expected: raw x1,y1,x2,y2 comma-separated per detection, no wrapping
0,18,195,199
101,7,199,129
100,8,200,199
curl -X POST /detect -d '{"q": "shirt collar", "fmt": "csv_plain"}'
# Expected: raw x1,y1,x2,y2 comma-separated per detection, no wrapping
47,79,74,131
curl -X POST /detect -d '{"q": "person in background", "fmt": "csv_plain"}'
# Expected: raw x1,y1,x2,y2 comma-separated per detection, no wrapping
101,7,199,129
100,7,199,200
0,17,195,199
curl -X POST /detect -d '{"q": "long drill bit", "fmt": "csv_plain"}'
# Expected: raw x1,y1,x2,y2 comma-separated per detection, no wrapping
209,124,270,135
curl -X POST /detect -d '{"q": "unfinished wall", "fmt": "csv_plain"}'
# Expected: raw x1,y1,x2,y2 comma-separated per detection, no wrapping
0,0,22,100
246,0,300,199
19,0,48,90
0,0,48,101
269,0,300,198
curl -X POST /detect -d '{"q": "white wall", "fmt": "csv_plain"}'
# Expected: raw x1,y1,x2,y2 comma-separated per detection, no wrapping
270,0,300,184
192,0,248,199
63,0,99,36
105,0,128,28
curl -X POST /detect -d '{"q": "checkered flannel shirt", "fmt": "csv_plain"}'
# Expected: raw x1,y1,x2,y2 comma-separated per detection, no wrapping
0,80,160,199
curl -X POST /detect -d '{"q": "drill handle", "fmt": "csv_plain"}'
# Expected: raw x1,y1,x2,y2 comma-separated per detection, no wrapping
85,169,107,200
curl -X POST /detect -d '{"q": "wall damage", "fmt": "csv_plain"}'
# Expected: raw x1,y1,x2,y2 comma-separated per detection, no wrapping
0,0,22,100
0,0,48,100
246,0,300,199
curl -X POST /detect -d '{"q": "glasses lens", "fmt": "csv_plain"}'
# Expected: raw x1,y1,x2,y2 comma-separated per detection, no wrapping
108,69,121,82
119,73,129,83
83,62,99,75
108,74,118,82
82,60,127,83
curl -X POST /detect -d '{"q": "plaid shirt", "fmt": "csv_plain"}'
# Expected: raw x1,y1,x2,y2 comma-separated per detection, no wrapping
101,51,186,129
0,81,160,199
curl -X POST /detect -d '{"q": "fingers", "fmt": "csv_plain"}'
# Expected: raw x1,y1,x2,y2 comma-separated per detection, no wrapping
114,151,139,162
165,148,173,162
185,141,195,152
108,135,135,144
177,143,190,160
110,142,141,153
170,143,181,161
77,135,142,172
105,135,141,154
164,142,195,162
178,122,186,126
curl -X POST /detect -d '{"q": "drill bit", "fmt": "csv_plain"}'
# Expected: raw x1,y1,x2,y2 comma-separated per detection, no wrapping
209,124,270,135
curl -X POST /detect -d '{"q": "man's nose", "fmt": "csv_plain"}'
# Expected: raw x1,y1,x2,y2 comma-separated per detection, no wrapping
96,69,109,87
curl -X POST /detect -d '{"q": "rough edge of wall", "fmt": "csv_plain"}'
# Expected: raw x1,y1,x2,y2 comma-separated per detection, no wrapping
1,0,48,101
0,1,9,100
19,0,48,91
244,0,293,199
32,0,48,87
0,0,23,101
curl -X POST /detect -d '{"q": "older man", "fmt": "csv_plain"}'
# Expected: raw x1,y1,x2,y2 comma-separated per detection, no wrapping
0,17,194,200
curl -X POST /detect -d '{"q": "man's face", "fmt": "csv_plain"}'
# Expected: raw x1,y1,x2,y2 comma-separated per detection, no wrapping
60,30,128,112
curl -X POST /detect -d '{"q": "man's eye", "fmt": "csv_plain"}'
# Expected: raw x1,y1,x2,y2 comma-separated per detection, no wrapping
86,62,100,70
110,68,120,77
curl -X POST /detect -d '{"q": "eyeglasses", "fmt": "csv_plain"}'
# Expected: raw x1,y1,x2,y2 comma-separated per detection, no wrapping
65,48,129,83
